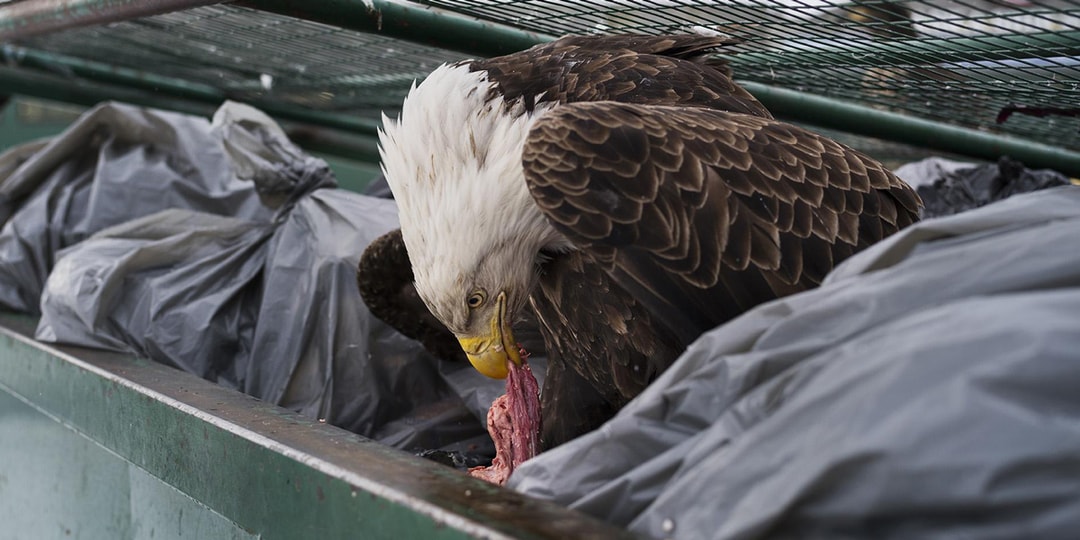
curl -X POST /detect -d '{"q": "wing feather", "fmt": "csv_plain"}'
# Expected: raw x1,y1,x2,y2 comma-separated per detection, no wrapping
471,34,772,119
523,102,921,343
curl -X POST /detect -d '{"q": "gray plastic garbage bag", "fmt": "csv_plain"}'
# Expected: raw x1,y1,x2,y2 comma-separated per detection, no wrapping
36,209,269,371
512,186,1080,539
0,102,273,313
33,101,496,450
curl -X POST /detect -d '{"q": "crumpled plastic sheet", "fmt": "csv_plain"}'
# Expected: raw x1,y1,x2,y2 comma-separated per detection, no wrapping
4,100,499,452
0,102,274,313
895,156,1072,219
892,156,975,189
511,186,1080,539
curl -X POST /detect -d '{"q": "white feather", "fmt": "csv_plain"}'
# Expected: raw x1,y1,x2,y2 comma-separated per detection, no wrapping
378,63,570,332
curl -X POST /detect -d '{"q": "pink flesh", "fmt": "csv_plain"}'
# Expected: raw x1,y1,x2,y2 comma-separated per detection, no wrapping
468,357,541,485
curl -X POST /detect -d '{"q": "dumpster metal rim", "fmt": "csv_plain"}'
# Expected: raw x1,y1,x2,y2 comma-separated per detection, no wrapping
0,313,635,540
0,332,493,538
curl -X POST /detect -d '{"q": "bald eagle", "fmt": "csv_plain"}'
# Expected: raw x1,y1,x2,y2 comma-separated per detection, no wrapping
364,34,921,450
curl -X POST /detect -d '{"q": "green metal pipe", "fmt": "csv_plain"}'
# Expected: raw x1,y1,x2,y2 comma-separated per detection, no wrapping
0,64,216,118
284,124,382,164
3,47,383,136
726,30,1080,68
263,102,381,137
0,65,384,165
0,0,225,41
236,0,552,58
4,46,225,104
741,81,1080,176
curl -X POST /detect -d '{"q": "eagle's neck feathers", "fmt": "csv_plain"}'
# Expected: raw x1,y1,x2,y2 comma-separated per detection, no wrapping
379,63,569,329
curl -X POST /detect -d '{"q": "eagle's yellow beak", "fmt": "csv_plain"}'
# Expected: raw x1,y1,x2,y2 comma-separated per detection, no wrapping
457,292,522,379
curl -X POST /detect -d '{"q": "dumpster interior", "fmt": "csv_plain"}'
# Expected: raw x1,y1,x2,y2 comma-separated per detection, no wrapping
1,1,1079,539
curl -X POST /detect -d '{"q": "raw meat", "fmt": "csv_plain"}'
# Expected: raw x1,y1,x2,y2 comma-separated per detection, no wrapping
469,358,541,485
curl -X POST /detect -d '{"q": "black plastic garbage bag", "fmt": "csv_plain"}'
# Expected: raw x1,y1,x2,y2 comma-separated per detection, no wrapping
0,102,273,313
896,156,1072,219
512,186,1080,539
31,101,498,450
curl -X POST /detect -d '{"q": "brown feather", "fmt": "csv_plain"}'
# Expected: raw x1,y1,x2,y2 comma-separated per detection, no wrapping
469,34,772,120
523,102,921,365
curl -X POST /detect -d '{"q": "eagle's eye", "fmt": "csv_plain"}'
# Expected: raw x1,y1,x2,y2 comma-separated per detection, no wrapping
467,291,486,309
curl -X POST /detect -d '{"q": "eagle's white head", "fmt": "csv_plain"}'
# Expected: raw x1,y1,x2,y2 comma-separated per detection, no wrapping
379,63,569,379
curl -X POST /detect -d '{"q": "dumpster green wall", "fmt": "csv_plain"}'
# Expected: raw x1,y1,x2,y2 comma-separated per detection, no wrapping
0,97,78,147
0,390,255,540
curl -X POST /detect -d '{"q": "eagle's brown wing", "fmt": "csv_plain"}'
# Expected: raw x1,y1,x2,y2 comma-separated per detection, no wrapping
523,102,921,350
470,34,770,118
